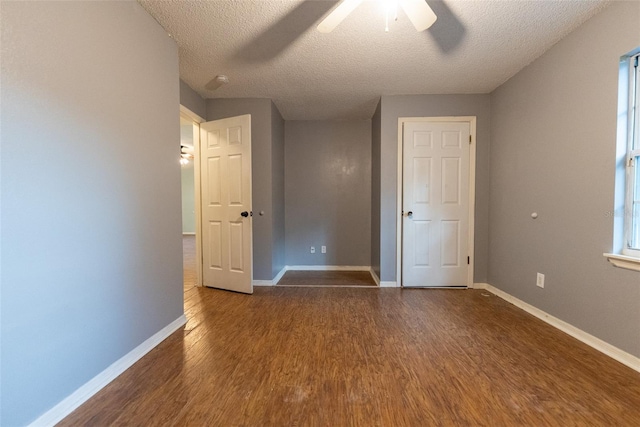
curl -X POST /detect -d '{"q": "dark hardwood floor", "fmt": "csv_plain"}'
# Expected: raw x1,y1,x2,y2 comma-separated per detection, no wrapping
57,238,640,426
277,270,377,287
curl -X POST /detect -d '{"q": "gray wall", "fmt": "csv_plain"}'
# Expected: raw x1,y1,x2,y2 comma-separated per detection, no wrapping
371,100,382,279
180,79,206,119
271,103,286,277
285,121,372,266
378,95,491,282
0,2,183,425
206,98,285,281
489,1,640,358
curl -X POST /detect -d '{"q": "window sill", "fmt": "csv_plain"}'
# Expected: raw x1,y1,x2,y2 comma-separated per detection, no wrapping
603,253,640,272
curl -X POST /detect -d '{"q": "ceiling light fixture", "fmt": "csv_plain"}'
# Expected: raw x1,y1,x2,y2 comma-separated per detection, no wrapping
381,1,398,32
318,0,436,33
205,74,229,91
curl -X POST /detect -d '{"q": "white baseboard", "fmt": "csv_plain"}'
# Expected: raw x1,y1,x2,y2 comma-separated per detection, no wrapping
368,269,399,287
369,268,381,286
29,315,187,427
272,266,287,285
472,282,490,289
380,281,399,288
286,265,371,271
252,267,288,286
182,232,196,236
475,283,640,374
252,280,275,287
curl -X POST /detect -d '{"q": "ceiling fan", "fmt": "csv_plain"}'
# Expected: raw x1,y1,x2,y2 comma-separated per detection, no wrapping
318,0,437,33
180,144,194,165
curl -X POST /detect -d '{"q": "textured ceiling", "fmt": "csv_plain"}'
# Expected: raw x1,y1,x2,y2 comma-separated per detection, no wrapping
139,0,609,120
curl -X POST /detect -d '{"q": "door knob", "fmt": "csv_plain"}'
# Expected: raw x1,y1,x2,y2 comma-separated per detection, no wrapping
407,211,413,217
241,211,249,218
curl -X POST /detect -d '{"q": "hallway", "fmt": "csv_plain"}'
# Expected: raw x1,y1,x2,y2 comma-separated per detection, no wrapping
182,235,197,292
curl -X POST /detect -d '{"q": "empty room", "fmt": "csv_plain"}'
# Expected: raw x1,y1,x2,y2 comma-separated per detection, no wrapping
1,1,640,426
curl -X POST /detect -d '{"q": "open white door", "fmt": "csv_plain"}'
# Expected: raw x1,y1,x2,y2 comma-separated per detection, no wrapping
401,119,474,287
200,115,253,294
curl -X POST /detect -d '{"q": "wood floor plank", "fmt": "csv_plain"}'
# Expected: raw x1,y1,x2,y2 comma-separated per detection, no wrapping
58,287,640,426
182,235,197,292
56,239,640,426
277,270,377,287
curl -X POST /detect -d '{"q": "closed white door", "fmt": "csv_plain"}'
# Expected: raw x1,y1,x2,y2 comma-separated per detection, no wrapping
200,115,253,294
402,120,472,287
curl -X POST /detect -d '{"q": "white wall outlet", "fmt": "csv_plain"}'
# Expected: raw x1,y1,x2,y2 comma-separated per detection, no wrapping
310,246,315,254
321,246,326,254
536,273,545,288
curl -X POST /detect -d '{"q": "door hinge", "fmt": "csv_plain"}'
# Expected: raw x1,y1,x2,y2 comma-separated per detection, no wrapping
467,256,470,265
469,135,472,144
629,157,635,168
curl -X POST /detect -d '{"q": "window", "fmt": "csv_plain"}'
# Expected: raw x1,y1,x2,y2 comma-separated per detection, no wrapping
605,50,640,271
624,53,639,257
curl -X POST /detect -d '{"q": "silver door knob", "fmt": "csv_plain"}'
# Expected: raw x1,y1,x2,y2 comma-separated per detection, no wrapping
407,211,413,217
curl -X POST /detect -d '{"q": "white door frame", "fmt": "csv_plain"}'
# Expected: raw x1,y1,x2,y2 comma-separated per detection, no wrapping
396,116,477,288
180,105,205,287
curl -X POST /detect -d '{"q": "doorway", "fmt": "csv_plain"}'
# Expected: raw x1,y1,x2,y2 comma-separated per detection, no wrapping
179,108,255,294
180,109,203,291
397,117,476,288
180,116,196,237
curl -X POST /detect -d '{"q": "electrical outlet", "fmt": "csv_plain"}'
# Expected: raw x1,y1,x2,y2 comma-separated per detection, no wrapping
536,273,545,288
321,246,326,254
310,246,315,254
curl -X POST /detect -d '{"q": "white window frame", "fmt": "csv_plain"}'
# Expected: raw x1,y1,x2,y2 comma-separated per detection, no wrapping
605,50,640,271
623,53,640,258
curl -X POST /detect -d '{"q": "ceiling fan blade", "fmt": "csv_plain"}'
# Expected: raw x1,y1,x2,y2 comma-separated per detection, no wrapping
400,0,437,32
317,0,363,33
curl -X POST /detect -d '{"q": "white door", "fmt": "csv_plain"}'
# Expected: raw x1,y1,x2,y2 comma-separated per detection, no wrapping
200,115,253,294
402,119,472,287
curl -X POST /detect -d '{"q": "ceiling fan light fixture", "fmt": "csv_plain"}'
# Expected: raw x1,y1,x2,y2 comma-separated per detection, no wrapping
180,144,195,165
400,0,437,32
380,0,399,32
317,0,436,34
